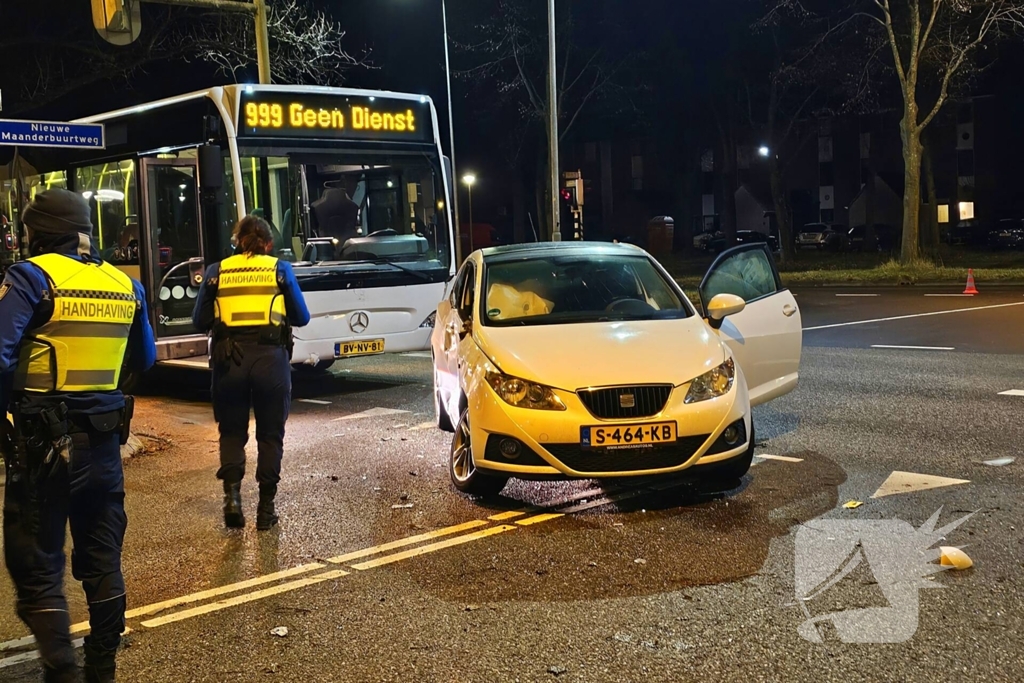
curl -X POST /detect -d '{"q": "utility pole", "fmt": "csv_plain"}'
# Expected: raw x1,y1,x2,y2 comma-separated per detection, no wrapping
441,0,462,264
94,0,271,83
547,0,560,242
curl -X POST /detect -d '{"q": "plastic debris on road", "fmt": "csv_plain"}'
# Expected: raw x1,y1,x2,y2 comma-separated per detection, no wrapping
843,500,864,509
939,547,973,570
547,665,567,676
270,627,289,637
634,558,647,565
391,503,414,509
983,457,1015,467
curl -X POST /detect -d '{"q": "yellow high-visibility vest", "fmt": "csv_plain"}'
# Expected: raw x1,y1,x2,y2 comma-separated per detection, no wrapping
214,253,286,327
14,253,138,393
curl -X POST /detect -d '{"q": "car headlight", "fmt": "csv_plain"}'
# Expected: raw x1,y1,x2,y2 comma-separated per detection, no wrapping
485,372,566,411
684,357,735,404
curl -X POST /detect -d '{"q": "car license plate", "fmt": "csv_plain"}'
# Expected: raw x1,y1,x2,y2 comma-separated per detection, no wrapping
580,422,677,450
335,339,385,358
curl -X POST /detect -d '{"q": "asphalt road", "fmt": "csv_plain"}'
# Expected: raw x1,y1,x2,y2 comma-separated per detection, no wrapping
1,287,1023,682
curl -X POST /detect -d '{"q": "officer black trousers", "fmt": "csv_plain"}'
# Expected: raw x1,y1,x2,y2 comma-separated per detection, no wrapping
3,429,127,677
212,344,292,489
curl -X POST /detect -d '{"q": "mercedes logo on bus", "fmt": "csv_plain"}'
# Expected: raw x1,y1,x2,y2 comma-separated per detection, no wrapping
349,311,370,334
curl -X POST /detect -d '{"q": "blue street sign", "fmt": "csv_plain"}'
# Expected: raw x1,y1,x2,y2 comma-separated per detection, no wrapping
0,119,105,150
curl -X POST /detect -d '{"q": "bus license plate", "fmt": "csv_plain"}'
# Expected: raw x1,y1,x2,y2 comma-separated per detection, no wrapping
335,339,385,358
580,422,677,450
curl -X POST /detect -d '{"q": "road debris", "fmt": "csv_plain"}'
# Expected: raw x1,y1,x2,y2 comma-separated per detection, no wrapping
270,627,289,637
634,558,647,565
983,457,1015,467
547,665,567,676
843,500,864,509
939,546,974,570
391,504,414,509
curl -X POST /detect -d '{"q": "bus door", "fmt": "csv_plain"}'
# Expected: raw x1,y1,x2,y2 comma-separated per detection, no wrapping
139,156,208,361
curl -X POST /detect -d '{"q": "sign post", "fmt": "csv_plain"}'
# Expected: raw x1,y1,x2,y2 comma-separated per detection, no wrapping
0,119,106,150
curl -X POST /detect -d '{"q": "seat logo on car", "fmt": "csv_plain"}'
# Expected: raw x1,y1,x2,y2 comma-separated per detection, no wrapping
619,393,636,408
349,311,370,334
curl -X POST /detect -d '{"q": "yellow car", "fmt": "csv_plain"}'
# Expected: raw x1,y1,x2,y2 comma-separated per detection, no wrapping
431,242,801,495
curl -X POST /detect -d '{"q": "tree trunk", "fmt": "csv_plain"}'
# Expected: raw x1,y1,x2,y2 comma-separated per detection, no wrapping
899,116,923,263
768,154,795,263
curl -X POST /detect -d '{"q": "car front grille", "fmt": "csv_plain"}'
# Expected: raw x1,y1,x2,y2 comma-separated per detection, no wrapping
543,436,711,473
576,385,672,419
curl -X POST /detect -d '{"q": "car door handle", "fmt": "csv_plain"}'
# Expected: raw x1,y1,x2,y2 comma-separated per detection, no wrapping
783,304,797,317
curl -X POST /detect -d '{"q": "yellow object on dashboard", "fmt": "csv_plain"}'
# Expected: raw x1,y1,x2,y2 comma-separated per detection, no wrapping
486,284,554,321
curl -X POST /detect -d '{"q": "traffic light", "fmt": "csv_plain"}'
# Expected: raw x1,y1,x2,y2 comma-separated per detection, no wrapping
91,0,141,45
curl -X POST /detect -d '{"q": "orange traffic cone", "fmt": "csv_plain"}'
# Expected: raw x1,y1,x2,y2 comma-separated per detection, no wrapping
963,269,979,295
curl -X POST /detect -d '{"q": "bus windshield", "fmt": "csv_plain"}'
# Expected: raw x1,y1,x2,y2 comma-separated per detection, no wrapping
228,150,450,274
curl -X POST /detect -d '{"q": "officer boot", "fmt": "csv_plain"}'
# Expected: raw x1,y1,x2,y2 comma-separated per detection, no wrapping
43,665,83,683
83,662,115,683
256,483,278,531
223,480,245,528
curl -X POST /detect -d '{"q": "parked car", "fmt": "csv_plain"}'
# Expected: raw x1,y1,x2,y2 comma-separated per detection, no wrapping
943,219,989,247
431,241,802,496
797,223,849,251
987,219,1024,250
707,230,779,254
848,224,900,252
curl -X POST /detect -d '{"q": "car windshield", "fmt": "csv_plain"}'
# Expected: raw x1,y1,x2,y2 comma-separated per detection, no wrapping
481,253,690,326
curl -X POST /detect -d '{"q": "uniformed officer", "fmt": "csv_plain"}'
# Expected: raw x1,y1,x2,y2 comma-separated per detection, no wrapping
0,189,156,683
192,216,310,530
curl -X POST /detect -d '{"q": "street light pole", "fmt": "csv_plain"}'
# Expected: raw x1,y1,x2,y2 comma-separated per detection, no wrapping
547,0,560,242
462,174,476,254
441,0,463,264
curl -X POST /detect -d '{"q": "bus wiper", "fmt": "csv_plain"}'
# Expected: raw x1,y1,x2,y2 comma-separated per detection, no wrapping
368,258,434,282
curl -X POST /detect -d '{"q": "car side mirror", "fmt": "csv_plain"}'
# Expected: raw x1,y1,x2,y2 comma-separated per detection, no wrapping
706,293,746,329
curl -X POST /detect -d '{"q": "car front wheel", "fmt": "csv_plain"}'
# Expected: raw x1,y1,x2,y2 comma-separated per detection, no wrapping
706,425,755,484
450,409,509,496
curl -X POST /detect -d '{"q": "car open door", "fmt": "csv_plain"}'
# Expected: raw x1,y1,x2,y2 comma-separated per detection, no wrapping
698,243,801,406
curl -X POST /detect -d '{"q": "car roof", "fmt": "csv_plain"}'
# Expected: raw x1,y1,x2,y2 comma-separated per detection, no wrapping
478,241,647,262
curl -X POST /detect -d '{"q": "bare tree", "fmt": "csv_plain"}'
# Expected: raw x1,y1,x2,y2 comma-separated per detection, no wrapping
831,0,1024,262
458,0,646,237
0,0,367,115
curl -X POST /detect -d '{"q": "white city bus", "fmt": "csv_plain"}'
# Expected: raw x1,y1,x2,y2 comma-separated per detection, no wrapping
1,85,455,375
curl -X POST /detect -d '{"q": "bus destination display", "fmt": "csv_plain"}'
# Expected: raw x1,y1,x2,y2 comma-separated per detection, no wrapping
238,92,433,144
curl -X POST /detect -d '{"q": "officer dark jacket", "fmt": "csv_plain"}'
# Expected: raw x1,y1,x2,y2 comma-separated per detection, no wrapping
0,234,157,414
192,254,310,333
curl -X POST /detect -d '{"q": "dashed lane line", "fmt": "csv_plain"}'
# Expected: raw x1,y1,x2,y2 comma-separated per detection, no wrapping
835,294,880,297
140,570,350,629
803,301,1024,331
871,345,955,351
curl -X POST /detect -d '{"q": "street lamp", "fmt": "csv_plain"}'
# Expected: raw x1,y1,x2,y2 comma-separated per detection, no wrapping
758,146,770,158
462,174,476,253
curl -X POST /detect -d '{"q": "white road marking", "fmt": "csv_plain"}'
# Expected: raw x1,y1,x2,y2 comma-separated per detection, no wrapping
297,399,332,405
998,390,1024,397
870,345,955,351
755,454,804,463
924,294,973,297
835,294,880,297
0,638,84,670
332,407,411,422
871,471,971,499
803,301,1024,331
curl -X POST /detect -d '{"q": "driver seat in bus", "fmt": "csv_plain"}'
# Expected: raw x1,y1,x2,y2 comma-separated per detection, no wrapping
311,181,359,242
